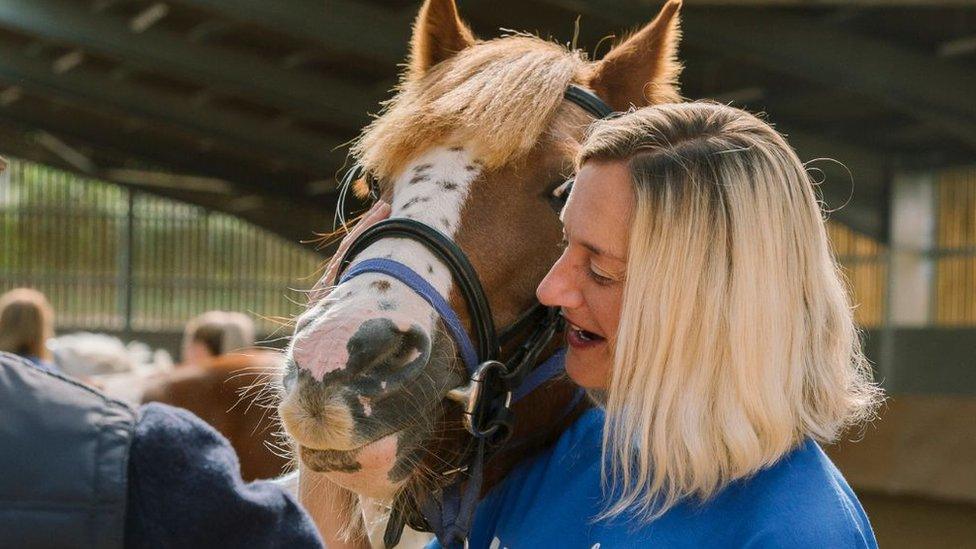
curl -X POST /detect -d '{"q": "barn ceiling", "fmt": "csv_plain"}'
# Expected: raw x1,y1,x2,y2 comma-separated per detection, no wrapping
0,0,973,245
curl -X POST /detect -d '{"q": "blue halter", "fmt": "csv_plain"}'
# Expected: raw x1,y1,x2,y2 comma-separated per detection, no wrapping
340,258,481,374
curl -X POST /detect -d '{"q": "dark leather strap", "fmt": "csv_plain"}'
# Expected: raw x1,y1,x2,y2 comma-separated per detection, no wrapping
564,84,615,119
337,218,499,364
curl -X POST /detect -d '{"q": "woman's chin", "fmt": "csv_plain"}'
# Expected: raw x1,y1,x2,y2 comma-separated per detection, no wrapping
564,346,611,390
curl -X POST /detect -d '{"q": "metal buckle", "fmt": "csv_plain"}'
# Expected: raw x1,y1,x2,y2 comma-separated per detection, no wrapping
445,360,512,438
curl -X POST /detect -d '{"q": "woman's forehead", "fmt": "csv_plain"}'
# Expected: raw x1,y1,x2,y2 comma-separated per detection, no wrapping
563,161,634,262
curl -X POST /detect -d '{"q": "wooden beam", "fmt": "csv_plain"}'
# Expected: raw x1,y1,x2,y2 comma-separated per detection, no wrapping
0,100,318,200
0,48,344,173
539,1,976,151
172,0,411,68
0,125,334,245
682,9,976,150
0,0,376,128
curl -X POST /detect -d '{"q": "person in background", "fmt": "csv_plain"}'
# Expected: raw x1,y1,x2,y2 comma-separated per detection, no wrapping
182,310,255,367
0,287,57,371
144,310,286,480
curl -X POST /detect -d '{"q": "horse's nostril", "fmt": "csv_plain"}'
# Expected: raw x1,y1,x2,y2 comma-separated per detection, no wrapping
347,318,430,385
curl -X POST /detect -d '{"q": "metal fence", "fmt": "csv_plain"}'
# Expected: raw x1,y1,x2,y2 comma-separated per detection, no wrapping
0,158,322,335
936,168,976,325
828,165,976,329
2,157,974,335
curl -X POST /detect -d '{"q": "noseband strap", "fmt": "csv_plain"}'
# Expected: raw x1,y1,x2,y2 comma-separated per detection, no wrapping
339,257,481,374
337,218,497,372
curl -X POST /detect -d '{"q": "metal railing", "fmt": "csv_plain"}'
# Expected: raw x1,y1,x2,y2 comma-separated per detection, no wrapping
2,157,973,335
0,158,321,336
935,168,976,325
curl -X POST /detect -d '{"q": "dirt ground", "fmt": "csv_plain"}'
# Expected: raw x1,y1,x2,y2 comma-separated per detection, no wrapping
860,492,976,548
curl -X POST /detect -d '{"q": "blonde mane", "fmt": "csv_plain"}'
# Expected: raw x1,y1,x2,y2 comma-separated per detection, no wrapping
353,36,589,182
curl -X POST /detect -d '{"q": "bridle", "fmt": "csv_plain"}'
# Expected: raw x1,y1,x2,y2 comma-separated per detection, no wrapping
335,83,613,547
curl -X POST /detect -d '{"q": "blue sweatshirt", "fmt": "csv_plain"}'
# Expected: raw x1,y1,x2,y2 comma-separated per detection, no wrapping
431,408,877,548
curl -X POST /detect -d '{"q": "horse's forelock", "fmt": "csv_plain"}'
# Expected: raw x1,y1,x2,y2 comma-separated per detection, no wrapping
353,36,589,184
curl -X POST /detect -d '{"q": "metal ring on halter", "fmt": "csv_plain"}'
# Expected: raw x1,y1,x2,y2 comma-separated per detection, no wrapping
445,360,512,438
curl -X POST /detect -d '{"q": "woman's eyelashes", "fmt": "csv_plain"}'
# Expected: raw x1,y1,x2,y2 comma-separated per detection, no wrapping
587,266,614,286
560,236,617,286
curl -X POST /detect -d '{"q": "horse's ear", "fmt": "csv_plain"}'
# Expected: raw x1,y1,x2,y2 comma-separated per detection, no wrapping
588,0,683,110
408,0,476,79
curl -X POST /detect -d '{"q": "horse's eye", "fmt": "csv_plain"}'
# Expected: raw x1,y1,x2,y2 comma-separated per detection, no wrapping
547,177,574,213
360,171,382,201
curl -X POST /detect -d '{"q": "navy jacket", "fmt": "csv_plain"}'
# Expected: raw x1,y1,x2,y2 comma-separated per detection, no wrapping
0,352,322,548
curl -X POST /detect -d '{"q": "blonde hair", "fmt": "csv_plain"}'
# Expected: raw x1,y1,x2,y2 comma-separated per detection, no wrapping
578,102,881,522
353,35,588,182
182,311,255,360
0,288,55,359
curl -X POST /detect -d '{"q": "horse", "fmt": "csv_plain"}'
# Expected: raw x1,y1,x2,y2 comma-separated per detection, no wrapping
142,349,292,481
52,330,289,480
278,0,683,545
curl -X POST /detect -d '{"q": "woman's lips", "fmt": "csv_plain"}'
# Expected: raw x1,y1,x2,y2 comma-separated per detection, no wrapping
566,321,605,349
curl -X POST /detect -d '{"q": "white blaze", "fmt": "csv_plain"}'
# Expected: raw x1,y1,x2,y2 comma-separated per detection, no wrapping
290,146,481,380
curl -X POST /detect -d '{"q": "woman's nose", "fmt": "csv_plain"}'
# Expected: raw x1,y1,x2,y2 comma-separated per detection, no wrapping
536,252,583,309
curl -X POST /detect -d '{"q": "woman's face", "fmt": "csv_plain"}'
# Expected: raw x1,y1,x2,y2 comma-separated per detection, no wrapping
537,160,633,390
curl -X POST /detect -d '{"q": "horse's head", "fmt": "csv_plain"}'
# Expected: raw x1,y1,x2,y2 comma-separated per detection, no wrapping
279,0,682,502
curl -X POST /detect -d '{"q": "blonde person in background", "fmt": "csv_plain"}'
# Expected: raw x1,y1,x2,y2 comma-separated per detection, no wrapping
0,288,57,372
181,310,255,367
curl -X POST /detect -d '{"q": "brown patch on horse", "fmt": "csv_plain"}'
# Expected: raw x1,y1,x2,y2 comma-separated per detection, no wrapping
587,0,683,110
300,446,362,474
142,351,289,481
451,103,592,331
395,104,596,503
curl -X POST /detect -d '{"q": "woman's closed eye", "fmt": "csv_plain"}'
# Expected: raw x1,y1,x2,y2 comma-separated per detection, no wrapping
587,264,615,285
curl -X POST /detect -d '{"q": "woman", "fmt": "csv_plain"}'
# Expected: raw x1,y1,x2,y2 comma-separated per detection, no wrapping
0,287,57,371
306,102,881,547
